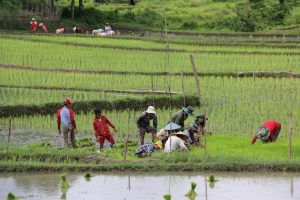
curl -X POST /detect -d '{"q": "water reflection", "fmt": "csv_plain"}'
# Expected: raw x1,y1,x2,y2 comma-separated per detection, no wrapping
0,172,299,200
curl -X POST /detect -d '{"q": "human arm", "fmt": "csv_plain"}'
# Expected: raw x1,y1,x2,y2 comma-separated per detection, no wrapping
69,109,77,129
251,134,257,144
152,114,158,131
105,115,118,132
178,138,188,151
56,109,61,135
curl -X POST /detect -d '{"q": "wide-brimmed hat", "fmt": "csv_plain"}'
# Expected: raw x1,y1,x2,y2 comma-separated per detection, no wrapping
164,122,181,131
174,131,189,141
183,106,194,116
38,23,43,26
154,140,163,149
146,106,156,114
255,126,270,141
64,98,73,105
31,18,35,21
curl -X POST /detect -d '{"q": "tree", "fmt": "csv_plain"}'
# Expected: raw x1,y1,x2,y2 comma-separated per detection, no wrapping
71,0,75,19
79,0,84,13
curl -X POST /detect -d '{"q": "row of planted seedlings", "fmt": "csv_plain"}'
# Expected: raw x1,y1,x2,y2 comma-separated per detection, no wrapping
1,37,300,73
3,34,300,54
1,67,300,97
1,108,300,165
0,74,299,139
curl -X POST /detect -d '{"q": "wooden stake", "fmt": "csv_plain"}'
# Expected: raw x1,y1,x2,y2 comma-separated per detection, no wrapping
151,75,155,106
189,54,201,104
288,112,292,160
181,71,186,107
124,109,131,161
8,118,12,144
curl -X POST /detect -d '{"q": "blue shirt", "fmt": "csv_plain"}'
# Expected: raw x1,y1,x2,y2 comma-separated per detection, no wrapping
60,106,71,129
135,143,155,156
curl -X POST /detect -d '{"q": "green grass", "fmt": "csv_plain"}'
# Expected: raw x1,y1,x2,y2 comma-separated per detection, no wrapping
0,134,299,172
1,37,300,73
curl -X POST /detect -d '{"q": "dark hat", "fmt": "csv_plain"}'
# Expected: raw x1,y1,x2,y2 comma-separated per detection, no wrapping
183,106,194,116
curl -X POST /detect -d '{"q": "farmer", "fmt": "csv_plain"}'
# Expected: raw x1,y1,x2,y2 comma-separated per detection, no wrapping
56,27,65,34
136,106,157,145
73,27,84,33
30,18,37,33
135,140,163,158
39,23,48,34
169,106,194,130
157,122,181,147
57,98,77,148
183,124,198,144
192,112,208,146
251,120,281,144
164,131,189,153
104,22,112,33
93,108,118,150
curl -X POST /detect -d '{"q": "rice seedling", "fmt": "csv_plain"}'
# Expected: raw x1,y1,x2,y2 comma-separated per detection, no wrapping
60,173,70,194
84,172,93,181
7,192,17,200
163,194,171,200
185,182,197,199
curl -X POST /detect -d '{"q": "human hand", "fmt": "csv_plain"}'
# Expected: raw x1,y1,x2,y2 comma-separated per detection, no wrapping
114,128,118,132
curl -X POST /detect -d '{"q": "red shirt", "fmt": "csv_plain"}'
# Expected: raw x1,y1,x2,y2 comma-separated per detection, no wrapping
40,24,48,33
252,120,281,143
31,21,37,31
93,115,116,137
56,107,76,131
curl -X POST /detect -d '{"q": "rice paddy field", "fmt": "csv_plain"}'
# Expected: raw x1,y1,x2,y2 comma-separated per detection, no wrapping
0,33,299,172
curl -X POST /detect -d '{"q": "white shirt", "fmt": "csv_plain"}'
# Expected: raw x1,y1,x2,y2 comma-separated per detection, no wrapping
164,135,187,153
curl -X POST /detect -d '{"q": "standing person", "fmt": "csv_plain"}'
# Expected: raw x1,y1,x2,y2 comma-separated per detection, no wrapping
169,106,194,130
93,109,118,150
57,98,77,148
30,18,37,33
136,106,157,145
39,23,48,34
251,120,281,144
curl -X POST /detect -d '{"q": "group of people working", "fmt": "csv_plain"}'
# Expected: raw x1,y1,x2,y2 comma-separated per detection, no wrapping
56,98,282,157
30,18,114,36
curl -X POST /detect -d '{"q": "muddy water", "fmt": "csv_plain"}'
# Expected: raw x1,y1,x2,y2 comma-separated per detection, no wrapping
0,173,299,200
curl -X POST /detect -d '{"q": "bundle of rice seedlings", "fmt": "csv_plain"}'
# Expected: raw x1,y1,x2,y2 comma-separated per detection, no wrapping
163,194,171,200
7,192,17,200
208,174,215,182
84,172,93,181
60,173,70,194
185,182,197,199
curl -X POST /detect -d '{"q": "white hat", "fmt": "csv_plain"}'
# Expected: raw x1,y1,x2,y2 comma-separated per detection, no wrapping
73,27,76,31
31,18,35,21
39,23,43,26
146,106,156,114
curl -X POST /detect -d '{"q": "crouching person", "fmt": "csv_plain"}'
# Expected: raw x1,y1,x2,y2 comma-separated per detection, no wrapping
164,132,189,153
93,109,118,150
135,141,163,158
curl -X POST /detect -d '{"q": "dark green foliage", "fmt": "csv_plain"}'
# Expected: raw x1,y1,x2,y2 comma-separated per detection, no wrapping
208,174,215,182
0,95,199,117
231,0,296,31
7,192,16,200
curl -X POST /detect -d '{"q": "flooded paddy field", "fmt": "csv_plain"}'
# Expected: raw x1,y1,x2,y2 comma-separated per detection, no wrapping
1,172,299,200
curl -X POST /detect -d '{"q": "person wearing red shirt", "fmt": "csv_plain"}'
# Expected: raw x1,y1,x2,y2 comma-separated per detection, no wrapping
57,98,77,148
93,109,118,150
30,18,37,33
252,120,281,144
39,23,48,34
